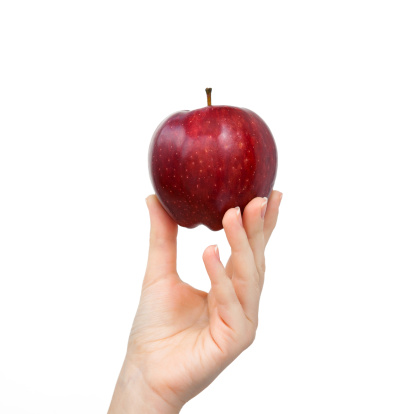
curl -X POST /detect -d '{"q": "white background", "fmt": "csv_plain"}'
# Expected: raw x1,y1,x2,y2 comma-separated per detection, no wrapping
1,1,413,413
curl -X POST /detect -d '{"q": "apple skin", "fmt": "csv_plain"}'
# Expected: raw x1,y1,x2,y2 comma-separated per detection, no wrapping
149,105,277,231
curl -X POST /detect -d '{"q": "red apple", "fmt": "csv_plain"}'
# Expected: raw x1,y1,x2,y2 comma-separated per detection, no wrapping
148,88,277,231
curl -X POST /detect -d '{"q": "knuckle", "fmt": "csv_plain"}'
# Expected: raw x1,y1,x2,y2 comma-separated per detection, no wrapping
253,272,262,291
239,321,257,349
245,328,256,348
149,235,167,249
258,259,266,275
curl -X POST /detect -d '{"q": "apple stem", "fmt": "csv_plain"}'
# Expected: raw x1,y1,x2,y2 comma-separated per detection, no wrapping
205,88,212,106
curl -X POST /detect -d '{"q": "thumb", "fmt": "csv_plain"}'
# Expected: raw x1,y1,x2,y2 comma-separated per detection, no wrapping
143,195,178,285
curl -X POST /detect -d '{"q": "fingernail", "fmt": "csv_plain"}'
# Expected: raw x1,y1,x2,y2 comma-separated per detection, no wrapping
278,193,283,206
214,245,220,260
235,206,243,226
261,197,268,219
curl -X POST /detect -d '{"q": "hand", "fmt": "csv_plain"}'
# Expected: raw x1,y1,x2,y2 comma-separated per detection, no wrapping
108,191,282,414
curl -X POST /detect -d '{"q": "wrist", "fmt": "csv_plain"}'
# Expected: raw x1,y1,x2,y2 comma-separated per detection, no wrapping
108,357,182,414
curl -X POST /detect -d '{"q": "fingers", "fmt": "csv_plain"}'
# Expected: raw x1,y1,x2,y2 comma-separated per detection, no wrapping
222,207,257,281
242,197,267,287
202,245,244,330
263,190,283,246
143,195,179,286
220,191,283,321
222,207,259,322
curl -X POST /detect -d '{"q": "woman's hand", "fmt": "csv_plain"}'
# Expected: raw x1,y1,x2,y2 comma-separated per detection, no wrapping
108,191,282,414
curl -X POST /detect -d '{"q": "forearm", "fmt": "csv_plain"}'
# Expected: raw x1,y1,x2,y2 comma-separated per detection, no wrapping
108,359,181,414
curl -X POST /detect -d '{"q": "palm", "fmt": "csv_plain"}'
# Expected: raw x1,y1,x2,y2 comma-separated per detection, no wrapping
129,265,239,402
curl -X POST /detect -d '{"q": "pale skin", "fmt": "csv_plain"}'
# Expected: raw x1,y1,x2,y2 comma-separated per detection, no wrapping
108,190,283,414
